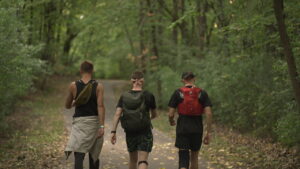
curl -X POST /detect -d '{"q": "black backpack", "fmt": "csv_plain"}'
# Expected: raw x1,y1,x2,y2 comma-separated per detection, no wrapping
120,91,151,132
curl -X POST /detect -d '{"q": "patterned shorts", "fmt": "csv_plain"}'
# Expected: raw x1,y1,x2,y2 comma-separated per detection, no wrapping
125,129,153,152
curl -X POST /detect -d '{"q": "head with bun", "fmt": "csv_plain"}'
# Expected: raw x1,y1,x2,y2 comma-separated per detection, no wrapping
131,71,144,90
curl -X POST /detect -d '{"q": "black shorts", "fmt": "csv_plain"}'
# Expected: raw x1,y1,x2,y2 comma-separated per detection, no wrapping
125,129,153,152
175,133,203,151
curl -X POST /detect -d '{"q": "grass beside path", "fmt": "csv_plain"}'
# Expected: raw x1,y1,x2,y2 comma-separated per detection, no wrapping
0,76,73,169
152,112,300,169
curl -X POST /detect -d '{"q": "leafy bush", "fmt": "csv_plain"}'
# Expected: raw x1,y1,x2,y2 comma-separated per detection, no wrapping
0,2,45,120
145,45,299,145
276,110,300,146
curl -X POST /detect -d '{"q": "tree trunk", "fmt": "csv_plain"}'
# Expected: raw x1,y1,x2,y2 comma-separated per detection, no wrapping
84,29,94,59
172,0,179,44
123,23,136,56
139,0,147,72
42,1,57,64
273,0,300,110
178,0,189,44
28,0,34,45
63,23,78,65
211,0,230,56
196,0,208,58
146,0,163,108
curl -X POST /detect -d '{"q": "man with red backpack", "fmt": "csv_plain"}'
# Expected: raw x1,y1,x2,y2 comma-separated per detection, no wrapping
168,72,213,169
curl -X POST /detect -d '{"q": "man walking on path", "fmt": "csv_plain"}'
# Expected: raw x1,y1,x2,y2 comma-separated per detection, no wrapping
64,61,105,169
110,71,157,169
168,72,213,169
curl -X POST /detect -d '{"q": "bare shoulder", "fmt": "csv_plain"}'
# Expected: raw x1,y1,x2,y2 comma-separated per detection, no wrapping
97,82,104,91
69,81,76,90
70,81,76,86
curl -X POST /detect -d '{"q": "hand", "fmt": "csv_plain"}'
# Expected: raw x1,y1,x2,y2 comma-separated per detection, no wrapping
97,128,104,138
169,119,176,126
203,133,210,145
111,133,116,145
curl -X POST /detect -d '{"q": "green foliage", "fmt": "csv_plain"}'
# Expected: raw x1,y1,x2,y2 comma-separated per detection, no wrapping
0,1,45,119
1,0,299,147
276,110,300,146
94,58,121,79
144,0,300,146
146,66,182,107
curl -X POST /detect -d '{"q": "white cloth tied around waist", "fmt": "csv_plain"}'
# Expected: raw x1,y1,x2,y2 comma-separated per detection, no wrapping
65,116,103,162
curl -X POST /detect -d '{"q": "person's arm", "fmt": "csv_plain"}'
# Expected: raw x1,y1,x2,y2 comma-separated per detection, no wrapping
150,109,157,119
203,106,212,145
168,107,176,126
111,107,122,144
65,82,76,109
149,93,157,119
168,90,179,126
97,83,105,138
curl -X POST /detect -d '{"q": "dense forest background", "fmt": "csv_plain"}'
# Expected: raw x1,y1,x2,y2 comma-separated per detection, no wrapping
0,0,299,147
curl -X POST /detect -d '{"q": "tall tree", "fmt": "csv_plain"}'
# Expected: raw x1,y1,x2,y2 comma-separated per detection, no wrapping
172,0,179,44
147,0,163,107
196,0,208,58
178,0,189,44
273,0,300,110
138,0,147,71
42,1,58,63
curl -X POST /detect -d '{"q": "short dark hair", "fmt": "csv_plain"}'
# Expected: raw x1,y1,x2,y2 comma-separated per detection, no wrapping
182,72,196,80
80,61,93,73
131,71,144,79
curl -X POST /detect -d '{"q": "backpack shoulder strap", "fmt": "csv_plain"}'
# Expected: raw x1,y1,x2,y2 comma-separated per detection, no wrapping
77,79,96,85
140,90,146,101
91,80,98,89
179,88,184,99
190,87,202,99
91,80,98,84
75,80,83,98
197,87,202,99
121,90,132,103
179,86,202,99
76,80,82,85
140,90,146,96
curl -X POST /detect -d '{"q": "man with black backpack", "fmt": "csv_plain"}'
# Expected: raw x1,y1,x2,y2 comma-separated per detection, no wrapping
110,71,157,169
168,72,213,169
64,61,105,169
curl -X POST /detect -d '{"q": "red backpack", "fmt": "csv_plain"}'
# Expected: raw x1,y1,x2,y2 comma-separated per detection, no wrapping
177,86,203,116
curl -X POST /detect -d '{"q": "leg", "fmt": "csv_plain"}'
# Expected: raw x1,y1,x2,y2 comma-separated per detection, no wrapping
88,153,99,169
190,150,199,169
74,152,85,169
178,149,190,169
175,133,191,169
189,132,202,169
137,151,149,169
129,151,138,169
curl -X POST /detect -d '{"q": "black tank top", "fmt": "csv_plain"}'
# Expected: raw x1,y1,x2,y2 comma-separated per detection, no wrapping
73,80,98,117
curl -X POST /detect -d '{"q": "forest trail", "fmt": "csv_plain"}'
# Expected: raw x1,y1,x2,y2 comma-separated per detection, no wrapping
63,80,213,169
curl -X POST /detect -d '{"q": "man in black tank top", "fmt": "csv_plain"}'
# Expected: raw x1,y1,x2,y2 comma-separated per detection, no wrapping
64,61,105,169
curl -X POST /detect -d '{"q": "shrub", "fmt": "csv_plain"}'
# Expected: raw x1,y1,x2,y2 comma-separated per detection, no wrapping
0,1,45,120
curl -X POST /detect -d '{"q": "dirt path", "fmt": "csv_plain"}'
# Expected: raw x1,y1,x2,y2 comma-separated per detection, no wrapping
63,80,212,169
